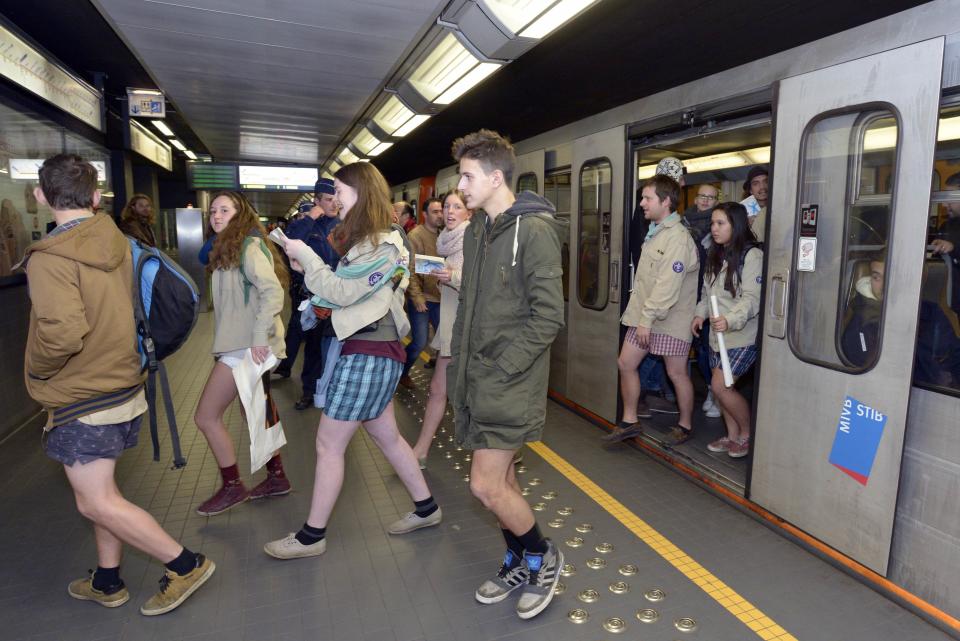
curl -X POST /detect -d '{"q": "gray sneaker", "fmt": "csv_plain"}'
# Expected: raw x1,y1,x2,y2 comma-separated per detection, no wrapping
475,550,530,604
516,540,563,619
387,507,442,534
264,533,327,559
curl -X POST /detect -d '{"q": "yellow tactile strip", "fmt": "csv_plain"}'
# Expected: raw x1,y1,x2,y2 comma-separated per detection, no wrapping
528,440,799,641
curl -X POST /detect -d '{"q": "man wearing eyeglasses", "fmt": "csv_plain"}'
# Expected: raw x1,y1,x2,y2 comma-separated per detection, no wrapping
683,184,720,245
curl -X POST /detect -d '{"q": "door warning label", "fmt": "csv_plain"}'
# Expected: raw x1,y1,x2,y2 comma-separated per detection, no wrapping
828,395,887,485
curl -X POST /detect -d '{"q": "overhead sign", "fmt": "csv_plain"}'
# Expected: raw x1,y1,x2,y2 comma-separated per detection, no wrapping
9,158,106,182
0,20,102,131
127,88,165,118
238,165,318,191
188,162,239,190
129,120,172,171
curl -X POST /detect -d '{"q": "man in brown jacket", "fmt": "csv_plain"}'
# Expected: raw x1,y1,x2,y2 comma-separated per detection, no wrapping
23,154,214,616
400,197,443,387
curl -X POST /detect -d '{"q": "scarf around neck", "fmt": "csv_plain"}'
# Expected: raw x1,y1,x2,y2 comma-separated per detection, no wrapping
436,219,468,257
645,211,680,241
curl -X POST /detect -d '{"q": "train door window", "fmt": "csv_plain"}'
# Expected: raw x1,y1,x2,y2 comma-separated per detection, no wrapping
787,109,898,371
915,103,960,393
517,172,538,194
578,159,612,309
545,171,571,300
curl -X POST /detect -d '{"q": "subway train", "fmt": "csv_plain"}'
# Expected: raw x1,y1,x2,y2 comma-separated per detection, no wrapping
393,4,960,632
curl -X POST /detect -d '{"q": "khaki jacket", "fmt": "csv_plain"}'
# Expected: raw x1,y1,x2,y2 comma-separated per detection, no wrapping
292,230,411,341
695,247,763,350
621,215,699,342
22,213,144,413
406,224,440,304
211,237,286,358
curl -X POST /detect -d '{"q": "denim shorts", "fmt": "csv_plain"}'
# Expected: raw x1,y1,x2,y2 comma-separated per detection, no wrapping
43,415,143,466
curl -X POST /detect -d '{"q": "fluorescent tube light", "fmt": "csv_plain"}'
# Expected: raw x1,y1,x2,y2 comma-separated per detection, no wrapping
394,114,430,137
369,141,394,156
519,0,598,39
409,33,480,102
169,139,187,152
351,128,382,155
435,62,500,105
152,121,174,137
338,147,359,165
184,150,197,160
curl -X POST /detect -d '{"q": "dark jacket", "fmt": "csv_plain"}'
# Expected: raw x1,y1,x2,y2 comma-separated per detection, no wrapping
286,213,339,298
448,191,566,447
119,215,157,247
841,285,881,368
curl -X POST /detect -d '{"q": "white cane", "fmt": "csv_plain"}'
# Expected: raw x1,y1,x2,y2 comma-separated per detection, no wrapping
710,294,735,388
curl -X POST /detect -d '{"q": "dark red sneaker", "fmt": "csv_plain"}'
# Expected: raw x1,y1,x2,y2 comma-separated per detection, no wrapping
249,475,291,500
196,482,249,516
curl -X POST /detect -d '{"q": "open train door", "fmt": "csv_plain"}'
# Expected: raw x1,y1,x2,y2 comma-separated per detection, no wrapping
752,38,944,574
566,126,625,420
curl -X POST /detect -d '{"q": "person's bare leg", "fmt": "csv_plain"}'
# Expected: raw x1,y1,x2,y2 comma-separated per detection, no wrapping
710,369,740,440
664,354,694,429
617,339,648,424
365,401,431,502
65,459,182,563
305,414,361,527
412,358,450,460
712,372,751,441
470,449,533,533
194,362,240,467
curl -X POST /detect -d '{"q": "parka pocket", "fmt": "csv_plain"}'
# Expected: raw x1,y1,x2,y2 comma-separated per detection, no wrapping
467,354,531,426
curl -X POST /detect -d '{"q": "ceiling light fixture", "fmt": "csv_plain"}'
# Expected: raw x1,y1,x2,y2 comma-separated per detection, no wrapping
152,120,174,137
169,139,187,152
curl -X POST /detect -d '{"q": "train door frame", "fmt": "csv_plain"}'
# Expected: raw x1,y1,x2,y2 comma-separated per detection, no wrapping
565,126,625,419
752,37,945,575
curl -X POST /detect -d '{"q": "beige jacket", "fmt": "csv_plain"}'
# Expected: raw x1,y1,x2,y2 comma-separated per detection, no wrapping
211,238,286,358
621,215,699,342
290,230,411,341
695,247,763,350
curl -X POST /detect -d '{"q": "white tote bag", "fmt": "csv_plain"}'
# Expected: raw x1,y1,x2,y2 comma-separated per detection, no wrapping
232,349,287,473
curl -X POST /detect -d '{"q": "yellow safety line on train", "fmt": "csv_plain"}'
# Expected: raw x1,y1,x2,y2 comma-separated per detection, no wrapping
527,440,798,641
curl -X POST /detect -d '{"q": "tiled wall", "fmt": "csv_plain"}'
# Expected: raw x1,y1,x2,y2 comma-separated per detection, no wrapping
0,281,40,440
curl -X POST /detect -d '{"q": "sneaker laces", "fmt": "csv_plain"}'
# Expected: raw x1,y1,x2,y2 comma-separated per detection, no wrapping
157,572,173,594
497,550,520,578
525,553,544,585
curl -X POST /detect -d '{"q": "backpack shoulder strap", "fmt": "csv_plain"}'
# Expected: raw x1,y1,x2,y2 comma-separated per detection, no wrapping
239,236,273,305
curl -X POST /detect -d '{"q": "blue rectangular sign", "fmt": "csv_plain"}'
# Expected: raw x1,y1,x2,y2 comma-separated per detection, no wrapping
828,395,887,485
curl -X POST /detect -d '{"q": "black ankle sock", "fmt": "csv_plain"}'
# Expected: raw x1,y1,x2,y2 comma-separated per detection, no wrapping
165,547,198,576
501,529,524,566
92,566,122,592
413,496,438,518
295,523,326,546
517,523,548,555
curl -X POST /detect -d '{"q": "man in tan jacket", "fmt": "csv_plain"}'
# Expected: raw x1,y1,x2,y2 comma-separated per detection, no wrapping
607,175,699,444
400,197,443,388
23,154,214,616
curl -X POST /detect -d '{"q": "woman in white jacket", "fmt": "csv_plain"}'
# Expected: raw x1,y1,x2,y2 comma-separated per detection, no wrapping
410,190,472,466
264,163,441,560
691,202,763,459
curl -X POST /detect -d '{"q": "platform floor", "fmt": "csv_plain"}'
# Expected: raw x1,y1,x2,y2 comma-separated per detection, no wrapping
0,312,952,641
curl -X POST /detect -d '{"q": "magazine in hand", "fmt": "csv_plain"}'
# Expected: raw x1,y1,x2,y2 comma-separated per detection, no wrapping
414,254,445,275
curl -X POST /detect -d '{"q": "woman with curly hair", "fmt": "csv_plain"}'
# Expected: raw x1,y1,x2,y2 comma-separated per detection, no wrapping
265,162,441,560
118,193,157,246
194,191,291,515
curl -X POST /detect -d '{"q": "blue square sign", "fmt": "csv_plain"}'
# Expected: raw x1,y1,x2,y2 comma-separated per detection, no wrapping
828,395,887,485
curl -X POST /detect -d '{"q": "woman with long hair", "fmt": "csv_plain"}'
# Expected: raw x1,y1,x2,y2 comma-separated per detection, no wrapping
119,193,157,246
265,162,441,560
410,190,472,467
194,191,292,515
691,202,762,459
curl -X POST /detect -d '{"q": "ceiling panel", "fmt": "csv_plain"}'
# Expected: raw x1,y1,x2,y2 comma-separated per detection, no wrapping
93,0,444,163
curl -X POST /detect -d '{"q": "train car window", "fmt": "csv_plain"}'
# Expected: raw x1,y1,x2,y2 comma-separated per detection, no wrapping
517,172,538,194
578,159,612,310
545,171,571,301
788,110,898,371
914,104,960,394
